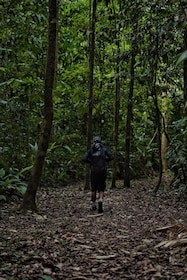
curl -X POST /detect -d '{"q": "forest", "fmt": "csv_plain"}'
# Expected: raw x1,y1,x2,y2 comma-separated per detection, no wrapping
0,0,187,279
1,0,187,199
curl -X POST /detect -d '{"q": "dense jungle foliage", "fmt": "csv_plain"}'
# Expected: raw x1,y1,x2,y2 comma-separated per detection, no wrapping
0,0,187,198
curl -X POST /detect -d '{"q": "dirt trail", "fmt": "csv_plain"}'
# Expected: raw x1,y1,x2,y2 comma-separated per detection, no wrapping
0,177,187,279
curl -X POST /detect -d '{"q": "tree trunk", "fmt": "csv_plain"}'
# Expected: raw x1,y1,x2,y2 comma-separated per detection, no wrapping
161,90,168,173
112,48,120,188
184,26,187,116
181,3,187,116
124,50,136,188
112,71,120,187
153,86,163,194
19,0,58,211
111,1,121,189
152,64,162,194
85,0,97,190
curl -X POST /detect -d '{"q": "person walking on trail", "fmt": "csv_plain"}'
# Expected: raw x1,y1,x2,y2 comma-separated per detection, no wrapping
82,136,114,213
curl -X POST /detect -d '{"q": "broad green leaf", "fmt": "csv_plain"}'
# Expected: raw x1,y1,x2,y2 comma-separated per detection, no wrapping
176,50,187,66
18,165,33,176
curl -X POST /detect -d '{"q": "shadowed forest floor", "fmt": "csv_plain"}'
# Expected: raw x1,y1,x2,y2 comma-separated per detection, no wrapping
0,177,187,280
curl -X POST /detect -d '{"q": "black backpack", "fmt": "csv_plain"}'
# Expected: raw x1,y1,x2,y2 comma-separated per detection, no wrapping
91,143,106,173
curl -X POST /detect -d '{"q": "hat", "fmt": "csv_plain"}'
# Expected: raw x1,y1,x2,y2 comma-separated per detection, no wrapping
93,136,101,143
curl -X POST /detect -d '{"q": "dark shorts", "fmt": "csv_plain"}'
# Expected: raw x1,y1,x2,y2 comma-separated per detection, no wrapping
91,170,106,192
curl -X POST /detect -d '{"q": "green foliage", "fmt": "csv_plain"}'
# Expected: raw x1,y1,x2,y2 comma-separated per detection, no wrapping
176,50,187,66
168,117,187,167
0,0,48,189
43,133,86,186
0,0,186,190
167,117,187,188
0,166,32,201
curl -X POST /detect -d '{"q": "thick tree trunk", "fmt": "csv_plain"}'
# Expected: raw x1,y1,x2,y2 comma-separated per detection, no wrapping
85,0,97,190
19,0,58,211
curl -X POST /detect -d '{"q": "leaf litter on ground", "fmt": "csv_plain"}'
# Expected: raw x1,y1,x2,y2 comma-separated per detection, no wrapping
0,177,187,279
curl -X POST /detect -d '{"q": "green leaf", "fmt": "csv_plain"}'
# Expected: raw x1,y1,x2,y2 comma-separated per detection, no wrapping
40,275,53,280
0,99,7,105
176,50,187,66
17,185,27,195
64,145,72,152
0,168,5,178
18,165,33,176
29,142,38,154
182,21,187,29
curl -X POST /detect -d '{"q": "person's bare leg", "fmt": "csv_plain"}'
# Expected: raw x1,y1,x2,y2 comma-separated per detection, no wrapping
98,191,104,200
98,191,104,213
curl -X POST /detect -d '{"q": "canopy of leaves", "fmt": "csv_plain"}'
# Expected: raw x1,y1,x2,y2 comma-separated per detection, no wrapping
0,0,186,190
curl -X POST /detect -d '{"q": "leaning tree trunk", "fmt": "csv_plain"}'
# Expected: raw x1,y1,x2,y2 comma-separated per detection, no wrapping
19,0,58,211
85,0,97,190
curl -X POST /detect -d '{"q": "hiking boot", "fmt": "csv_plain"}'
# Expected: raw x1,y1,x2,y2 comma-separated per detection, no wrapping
91,205,97,211
98,201,103,213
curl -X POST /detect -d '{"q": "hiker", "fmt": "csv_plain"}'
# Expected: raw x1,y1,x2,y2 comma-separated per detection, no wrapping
82,136,114,213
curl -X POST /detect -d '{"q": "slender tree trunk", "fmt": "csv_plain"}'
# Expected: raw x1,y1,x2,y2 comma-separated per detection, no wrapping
184,26,187,116
124,50,136,188
19,0,58,211
112,1,121,189
161,90,168,173
153,86,163,194
112,47,120,188
85,0,97,190
152,43,162,193
181,3,187,116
